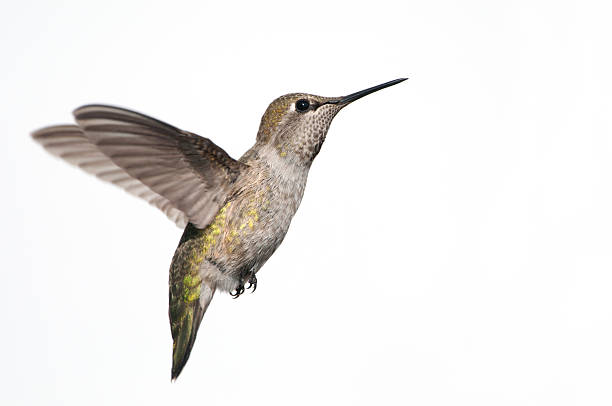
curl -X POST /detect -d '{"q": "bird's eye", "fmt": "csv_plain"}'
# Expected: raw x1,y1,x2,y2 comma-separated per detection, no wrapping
295,99,310,112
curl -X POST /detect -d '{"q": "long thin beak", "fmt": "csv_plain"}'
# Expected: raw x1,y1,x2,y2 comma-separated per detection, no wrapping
330,78,408,105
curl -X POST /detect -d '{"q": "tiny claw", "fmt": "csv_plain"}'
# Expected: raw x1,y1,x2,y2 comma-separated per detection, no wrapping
230,285,245,299
247,274,257,293
232,272,257,298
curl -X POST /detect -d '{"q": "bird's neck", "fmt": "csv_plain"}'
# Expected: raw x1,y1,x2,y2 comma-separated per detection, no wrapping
242,142,310,175
241,143,311,209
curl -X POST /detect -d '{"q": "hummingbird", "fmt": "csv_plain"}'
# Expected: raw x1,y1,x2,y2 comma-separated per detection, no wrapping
31,78,407,380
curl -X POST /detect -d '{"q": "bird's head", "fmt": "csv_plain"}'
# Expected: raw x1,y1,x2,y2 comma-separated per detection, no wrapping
256,78,407,166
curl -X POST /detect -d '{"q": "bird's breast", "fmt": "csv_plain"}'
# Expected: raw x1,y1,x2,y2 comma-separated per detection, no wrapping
207,164,309,275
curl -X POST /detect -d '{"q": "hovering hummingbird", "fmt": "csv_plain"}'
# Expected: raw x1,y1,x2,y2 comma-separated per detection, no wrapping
32,78,407,380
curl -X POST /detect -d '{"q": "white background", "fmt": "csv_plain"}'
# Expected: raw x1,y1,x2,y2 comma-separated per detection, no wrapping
2,1,612,405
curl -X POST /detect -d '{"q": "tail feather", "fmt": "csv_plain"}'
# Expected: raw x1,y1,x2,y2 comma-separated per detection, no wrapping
169,277,215,380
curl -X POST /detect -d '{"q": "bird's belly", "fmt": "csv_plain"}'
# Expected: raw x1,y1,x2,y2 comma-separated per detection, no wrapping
201,194,296,282
223,206,292,271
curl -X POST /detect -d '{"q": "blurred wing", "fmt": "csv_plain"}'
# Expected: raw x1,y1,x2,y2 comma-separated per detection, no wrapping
32,105,247,229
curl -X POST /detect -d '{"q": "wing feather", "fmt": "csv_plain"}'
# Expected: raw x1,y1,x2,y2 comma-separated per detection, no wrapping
32,105,247,229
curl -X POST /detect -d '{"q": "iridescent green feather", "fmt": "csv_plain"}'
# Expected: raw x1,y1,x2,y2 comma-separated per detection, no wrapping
168,203,229,379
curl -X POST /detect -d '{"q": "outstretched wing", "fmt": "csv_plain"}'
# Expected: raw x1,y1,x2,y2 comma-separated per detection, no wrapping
32,105,247,229
32,124,189,227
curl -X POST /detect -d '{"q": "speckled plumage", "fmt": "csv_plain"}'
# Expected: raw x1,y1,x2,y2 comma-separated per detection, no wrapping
168,95,340,376
31,78,407,380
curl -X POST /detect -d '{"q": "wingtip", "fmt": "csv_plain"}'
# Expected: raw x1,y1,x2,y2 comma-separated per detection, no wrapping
30,125,54,139
72,103,117,116
30,128,44,139
30,124,82,141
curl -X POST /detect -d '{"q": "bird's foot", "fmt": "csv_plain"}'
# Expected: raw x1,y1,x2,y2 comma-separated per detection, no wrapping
230,284,245,299
230,272,257,299
245,273,257,293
